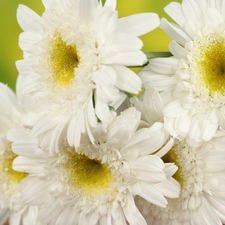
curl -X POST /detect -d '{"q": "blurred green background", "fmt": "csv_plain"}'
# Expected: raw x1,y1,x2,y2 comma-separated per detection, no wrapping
0,0,180,90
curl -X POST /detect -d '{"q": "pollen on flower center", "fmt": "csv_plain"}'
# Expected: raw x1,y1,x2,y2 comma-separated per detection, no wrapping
1,151,27,183
62,151,113,195
162,148,184,186
49,34,80,87
195,35,225,96
161,141,203,210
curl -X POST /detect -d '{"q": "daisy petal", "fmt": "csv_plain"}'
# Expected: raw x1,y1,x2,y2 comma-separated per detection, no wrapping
123,193,147,225
17,4,41,32
117,13,159,36
139,182,167,208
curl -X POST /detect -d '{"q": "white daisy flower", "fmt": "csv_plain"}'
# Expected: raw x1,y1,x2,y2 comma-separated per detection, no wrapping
136,135,225,225
16,0,160,150
0,83,38,225
139,0,225,142
8,107,180,225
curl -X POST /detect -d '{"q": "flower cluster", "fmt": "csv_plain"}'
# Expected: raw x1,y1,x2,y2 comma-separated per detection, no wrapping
1,0,225,224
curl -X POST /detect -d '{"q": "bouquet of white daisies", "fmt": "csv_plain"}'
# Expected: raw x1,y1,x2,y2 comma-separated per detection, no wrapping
1,0,225,224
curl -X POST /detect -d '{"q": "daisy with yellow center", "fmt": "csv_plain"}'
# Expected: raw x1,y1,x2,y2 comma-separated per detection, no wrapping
137,136,225,225
0,83,38,225
49,34,80,87
8,107,180,225
139,0,225,142
16,0,160,151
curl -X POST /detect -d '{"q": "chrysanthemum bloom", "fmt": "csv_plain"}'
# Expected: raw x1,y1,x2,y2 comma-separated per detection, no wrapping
16,0,160,150
139,0,225,142
0,83,38,225
136,135,225,225
8,107,180,225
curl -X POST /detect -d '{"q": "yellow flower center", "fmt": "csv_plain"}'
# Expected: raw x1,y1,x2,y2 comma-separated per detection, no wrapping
162,147,184,186
196,36,225,95
49,35,80,87
62,151,113,195
1,152,27,183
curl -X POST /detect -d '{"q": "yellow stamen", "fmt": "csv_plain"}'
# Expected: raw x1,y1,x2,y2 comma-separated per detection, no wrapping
62,151,113,195
2,152,27,183
162,147,184,186
50,35,80,87
197,37,225,95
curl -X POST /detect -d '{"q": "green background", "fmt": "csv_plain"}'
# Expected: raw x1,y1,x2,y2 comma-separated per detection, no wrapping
0,0,180,90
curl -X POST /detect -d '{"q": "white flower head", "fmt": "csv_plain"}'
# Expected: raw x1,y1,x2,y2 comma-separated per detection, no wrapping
8,107,180,225
16,0,160,150
137,135,225,225
0,83,38,225
139,0,225,142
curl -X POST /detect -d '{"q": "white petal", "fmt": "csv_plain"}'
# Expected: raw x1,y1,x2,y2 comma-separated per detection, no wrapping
47,118,68,154
154,177,180,199
131,155,164,172
86,92,97,127
95,94,114,124
147,57,178,75
104,0,117,10
107,107,140,148
123,193,147,225
155,138,175,158
205,151,225,173
0,83,20,116
206,8,224,28
163,98,189,118
163,162,178,178
79,0,98,23
17,4,42,32
92,66,116,87
182,0,202,25
32,119,59,137
96,8,117,37
164,2,185,27
7,127,33,143
67,111,85,147
16,60,32,76
19,176,50,206
117,13,159,36
139,182,168,208
112,65,142,94
222,0,225,18
9,211,23,225
55,207,79,225
144,86,164,115
108,33,143,52
21,207,39,225
104,50,147,66
18,31,41,51
39,199,64,223
206,195,225,222
192,197,221,225
42,0,54,9
160,18,192,46
169,40,187,59
127,123,166,156
13,156,43,174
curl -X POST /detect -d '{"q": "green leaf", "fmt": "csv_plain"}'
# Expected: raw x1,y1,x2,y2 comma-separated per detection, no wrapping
100,0,106,5
144,51,172,60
